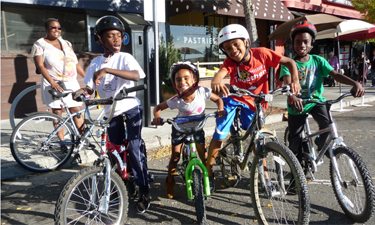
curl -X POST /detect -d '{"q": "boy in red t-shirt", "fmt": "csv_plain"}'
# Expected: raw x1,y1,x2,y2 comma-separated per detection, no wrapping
206,24,300,192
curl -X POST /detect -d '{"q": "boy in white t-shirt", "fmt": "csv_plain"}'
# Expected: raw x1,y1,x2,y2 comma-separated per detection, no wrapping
73,16,151,213
153,61,225,198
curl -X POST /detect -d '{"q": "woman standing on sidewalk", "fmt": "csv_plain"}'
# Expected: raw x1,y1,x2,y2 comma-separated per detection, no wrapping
31,18,86,142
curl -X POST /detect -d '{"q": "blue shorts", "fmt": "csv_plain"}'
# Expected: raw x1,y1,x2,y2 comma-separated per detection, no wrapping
213,97,255,140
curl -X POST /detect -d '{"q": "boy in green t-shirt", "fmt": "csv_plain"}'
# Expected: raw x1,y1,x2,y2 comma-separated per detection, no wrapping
280,20,365,162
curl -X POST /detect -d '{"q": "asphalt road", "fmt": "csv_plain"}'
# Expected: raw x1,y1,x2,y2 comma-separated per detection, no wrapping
1,102,375,225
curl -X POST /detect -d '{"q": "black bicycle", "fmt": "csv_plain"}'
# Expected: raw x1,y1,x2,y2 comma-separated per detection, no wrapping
216,85,310,225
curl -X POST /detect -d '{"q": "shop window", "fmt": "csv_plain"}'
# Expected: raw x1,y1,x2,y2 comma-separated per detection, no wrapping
169,11,238,77
2,6,86,53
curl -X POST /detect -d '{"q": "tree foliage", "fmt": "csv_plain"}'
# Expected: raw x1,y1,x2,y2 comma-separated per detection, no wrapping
159,35,182,93
351,0,375,23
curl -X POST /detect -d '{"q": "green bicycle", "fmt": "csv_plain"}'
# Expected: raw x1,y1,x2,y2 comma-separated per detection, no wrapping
153,113,217,225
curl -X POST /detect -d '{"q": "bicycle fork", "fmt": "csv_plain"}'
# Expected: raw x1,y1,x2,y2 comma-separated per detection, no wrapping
255,131,284,197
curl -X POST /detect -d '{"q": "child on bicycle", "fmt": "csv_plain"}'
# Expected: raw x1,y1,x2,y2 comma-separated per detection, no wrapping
153,61,225,199
206,24,301,193
73,15,151,213
280,20,365,163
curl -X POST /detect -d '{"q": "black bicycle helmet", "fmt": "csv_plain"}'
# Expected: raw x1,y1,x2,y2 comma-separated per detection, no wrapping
94,16,125,44
169,61,200,97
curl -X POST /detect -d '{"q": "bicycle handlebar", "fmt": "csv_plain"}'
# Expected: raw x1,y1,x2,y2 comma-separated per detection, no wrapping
152,113,217,134
229,85,293,102
77,84,147,126
301,93,353,106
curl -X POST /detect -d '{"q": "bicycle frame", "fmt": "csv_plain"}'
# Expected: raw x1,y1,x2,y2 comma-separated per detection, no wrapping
183,135,211,200
302,110,349,185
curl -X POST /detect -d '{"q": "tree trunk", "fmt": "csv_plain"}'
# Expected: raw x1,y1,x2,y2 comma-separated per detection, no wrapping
243,0,259,47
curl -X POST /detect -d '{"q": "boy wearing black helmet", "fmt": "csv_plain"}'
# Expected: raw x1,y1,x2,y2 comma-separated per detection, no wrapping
280,20,365,163
153,61,225,198
73,15,151,213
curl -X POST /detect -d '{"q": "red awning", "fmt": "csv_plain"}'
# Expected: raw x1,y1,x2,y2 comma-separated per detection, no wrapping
168,0,294,22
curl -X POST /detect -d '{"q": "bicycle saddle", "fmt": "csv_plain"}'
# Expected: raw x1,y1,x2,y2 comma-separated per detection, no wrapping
48,89,70,98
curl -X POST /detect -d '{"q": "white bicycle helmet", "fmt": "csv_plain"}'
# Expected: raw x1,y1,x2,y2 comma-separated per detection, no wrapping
218,24,250,49
218,24,251,79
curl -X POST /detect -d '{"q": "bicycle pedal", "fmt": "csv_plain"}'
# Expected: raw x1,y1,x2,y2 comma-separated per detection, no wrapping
228,176,238,180
170,172,179,177
74,153,82,164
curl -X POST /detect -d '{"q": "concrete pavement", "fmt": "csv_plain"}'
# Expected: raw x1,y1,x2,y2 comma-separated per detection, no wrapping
2,84,375,181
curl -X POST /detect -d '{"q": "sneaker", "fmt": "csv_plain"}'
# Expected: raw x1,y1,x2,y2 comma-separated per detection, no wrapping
136,194,150,213
209,176,216,194
87,143,96,149
61,144,68,153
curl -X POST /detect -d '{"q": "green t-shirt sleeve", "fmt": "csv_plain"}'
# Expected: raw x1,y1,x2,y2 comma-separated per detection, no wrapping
279,64,291,81
318,56,334,77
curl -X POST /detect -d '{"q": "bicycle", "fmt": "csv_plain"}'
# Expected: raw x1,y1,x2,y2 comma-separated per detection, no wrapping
215,85,310,225
283,93,375,223
152,113,217,225
54,84,147,224
10,89,102,172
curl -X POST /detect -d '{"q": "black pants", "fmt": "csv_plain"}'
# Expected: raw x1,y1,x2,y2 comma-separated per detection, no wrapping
107,105,150,195
288,104,330,162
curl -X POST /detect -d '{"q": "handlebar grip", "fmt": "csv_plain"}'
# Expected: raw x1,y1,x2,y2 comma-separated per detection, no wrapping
151,118,164,126
124,84,147,95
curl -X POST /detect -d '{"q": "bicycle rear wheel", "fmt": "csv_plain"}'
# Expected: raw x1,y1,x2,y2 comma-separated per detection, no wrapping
192,168,206,225
330,146,375,223
250,141,310,225
54,165,128,225
10,112,75,172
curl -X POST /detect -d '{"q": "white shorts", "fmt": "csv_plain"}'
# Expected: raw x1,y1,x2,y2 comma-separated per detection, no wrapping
41,77,82,109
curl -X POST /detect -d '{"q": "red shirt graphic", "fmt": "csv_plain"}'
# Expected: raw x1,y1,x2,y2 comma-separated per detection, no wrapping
221,47,282,111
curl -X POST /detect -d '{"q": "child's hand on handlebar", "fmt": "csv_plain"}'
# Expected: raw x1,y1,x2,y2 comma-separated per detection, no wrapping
212,82,229,97
288,95,304,114
290,81,301,96
216,109,226,118
152,117,163,126
351,83,366,97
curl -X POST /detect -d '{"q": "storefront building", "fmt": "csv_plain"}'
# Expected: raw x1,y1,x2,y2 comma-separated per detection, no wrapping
166,0,295,90
280,0,363,79
1,0,153,124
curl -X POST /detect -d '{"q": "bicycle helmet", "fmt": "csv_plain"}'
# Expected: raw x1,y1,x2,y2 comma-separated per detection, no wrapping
217,24,251,79
218,24,250,51
290,20,317,43
169,61,200,97
94,16,125,44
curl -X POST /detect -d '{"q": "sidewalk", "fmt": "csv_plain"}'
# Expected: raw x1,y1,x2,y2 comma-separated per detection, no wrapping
2,85,375,181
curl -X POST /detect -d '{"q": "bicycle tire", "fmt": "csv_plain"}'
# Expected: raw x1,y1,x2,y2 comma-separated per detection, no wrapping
54,165,128,225
10,112,75,172
250,141,310,225
219,140,240,187
330,146,375,223
283,126,289,147
192,168,206,225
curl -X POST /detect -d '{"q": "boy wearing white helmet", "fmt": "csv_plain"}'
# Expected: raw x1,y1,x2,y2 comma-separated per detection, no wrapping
73,15,151,213
153,61,225,198
206,24,300,192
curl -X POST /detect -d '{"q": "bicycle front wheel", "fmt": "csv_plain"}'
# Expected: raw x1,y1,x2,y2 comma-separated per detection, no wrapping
250,142,310,225
330,146,375,223
54,165,128,225
10,112,75,172
193,168,206,225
